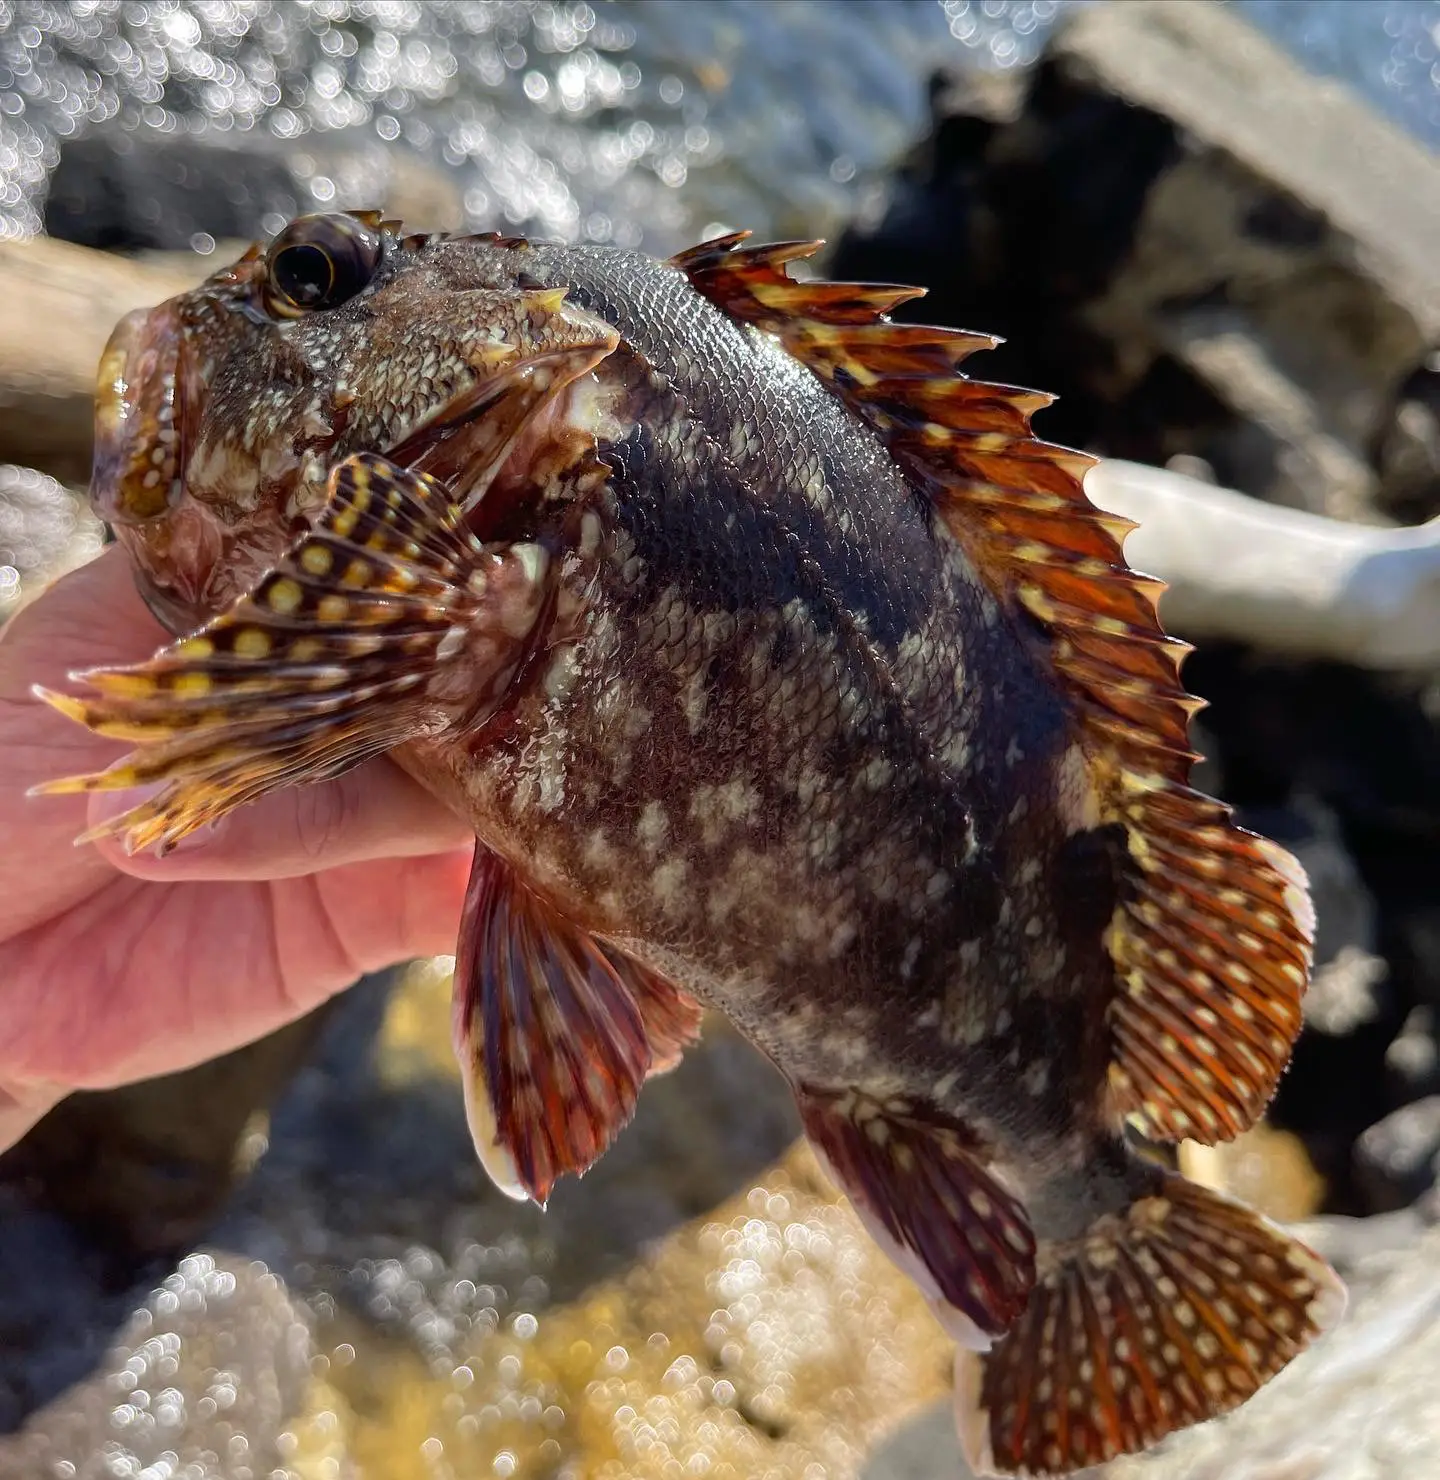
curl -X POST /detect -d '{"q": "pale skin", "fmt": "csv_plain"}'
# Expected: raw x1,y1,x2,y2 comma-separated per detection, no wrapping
0,547,475,1154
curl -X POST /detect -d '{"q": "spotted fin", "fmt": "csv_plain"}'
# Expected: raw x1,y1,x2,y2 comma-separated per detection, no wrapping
798,1089,1036,1348
676,235,1314,1145
955,1167,1344,1477
32,454,555,854
453,849,703,1205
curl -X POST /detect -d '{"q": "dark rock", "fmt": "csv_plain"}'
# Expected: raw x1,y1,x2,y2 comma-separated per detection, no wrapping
1372,354,1440,524
0,1002,335,1259
45,133,464,254
1355,1096,1440,1214
45,134,305,252
830,0,1440,521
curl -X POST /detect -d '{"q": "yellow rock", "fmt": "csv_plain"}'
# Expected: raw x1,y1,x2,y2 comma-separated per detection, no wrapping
1179,1123,1326,1222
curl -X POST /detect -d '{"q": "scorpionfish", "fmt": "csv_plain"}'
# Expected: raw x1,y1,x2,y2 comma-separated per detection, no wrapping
36,211,1343,1476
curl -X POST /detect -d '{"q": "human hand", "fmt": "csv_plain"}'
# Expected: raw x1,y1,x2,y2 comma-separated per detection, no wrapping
0,546,474,1153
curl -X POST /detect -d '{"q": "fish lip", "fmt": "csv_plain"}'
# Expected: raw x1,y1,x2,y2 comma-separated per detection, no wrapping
90,302,193,528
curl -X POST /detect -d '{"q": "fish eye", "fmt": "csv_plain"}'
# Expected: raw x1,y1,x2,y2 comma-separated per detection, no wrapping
264,213,382,318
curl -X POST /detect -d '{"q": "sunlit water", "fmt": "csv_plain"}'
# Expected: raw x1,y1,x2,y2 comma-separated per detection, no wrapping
0,1,1435,249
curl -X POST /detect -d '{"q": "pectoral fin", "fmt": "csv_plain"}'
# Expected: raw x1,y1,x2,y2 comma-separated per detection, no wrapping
453,849,703,1204
33,453,556,854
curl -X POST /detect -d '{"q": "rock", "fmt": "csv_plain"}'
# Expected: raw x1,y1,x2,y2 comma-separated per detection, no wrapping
1386,1005,1440,1102
44,134,307,253
830,0,1440,521
0,1251,313,1478
45,133,464,254
1179,1124,1326,1224
1355,1096,1440,1214
1372,354,1440,524
0,1005,334,1259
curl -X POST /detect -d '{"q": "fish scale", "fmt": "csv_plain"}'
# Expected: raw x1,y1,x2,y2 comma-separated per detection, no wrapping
33,211,1342,1478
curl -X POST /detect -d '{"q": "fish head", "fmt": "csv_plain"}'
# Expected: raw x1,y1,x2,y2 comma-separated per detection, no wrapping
91,211,620,632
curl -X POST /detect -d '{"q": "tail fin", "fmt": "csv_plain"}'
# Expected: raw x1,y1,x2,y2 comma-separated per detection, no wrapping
954,1168,1344,1478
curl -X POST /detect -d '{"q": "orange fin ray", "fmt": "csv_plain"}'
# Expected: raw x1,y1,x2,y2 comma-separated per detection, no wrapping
679,235,1316,1145
453,850,702,1205
32,455,553,855
956,1172,1344,1477
799,1090,1036,1347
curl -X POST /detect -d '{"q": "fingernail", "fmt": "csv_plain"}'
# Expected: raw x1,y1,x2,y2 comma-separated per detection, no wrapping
89,781,166,824
163,816,231,856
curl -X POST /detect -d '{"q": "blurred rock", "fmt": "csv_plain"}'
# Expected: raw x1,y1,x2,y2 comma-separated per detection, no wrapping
0,1252,313,1479
1305,945,1390,1039
45,133,464,253
1179,1124,1327,1224
831,0,1440,522
216,966,801,1308
1355,1096,1440,1214
1372,354,1440,524
0,1005,334,1259
1386,1005,1440,1103
45,134,305,253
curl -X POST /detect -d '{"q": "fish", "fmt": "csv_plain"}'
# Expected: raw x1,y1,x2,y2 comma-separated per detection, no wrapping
33,210,1343,1476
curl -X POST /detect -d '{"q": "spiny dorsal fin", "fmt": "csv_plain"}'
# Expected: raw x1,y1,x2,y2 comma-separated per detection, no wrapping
676,235,1314,1146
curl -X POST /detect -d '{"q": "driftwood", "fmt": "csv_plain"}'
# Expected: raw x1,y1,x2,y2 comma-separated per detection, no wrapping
0,237,206,487
0,236,1435,670
1088,458,1440,670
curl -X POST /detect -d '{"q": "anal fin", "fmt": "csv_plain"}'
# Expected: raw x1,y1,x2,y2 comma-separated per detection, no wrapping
956,1168,1344,1477
799,1089,1036,1348
454,849,703,1205
32,454,555,855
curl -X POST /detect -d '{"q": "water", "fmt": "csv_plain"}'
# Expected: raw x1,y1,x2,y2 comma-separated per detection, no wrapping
0,1,1433,251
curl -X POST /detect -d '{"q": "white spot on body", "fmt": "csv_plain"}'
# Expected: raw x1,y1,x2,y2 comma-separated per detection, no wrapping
649,858,690,917
635,801,668,857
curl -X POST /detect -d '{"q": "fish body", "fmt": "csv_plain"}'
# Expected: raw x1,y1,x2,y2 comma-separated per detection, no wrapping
37,213,1342,1476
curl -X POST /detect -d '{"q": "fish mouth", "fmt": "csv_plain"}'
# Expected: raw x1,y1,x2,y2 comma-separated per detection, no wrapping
90,303,194,529
97,291,619,636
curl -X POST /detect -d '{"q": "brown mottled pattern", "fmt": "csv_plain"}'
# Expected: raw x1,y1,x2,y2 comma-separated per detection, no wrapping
48,217,1342,1479
388,238,1120,1179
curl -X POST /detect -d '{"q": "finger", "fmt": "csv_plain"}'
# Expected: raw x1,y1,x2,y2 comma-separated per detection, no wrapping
89,758,474,880
307,847,475,975
0,549,175,940
0,851,474,1095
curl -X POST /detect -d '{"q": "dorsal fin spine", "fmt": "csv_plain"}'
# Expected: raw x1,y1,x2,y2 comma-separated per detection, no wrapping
676,234,1315,1147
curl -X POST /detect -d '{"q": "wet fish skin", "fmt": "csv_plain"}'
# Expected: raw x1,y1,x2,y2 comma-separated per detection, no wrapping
35,214,1343,1476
